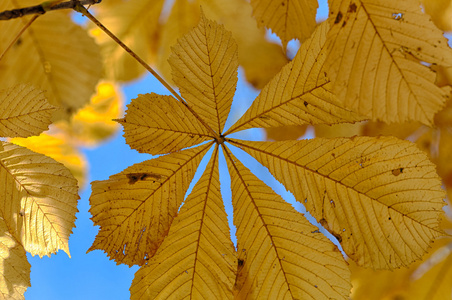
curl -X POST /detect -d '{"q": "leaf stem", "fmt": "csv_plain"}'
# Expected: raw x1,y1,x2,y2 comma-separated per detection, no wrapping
0,15,39,63
0,0,101,20
75,4,221,141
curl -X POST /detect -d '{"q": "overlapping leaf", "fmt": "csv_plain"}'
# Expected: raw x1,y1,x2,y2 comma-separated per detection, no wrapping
0,141,79,257
130,147,236,299
200,0,289,88
0,1,102,120
0,84,56,138
0,217,30,300
324,0,452,125
89,143,211,266
227,22,365,135
251,0,318,49
225,149,351,299
230,137,445,269
90,0,165,81
119,94,212,155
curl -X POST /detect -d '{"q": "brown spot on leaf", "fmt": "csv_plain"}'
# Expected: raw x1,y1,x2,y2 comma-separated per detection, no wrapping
332,232,342,243
334,12,343,24
238,259,244,266
392,168,404,176
348,3,357,13
126,173,161,184
304,101,308,107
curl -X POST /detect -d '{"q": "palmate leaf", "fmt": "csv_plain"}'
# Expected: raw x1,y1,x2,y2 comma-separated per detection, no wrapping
250,0,318,49
0,0,102,120
89,9,447,298
224,149,351,299
130,147,236,299
229,137,445,269
0,84,56,138
324,0,452,125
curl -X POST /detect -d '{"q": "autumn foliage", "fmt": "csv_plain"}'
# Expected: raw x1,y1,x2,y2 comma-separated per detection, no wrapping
1,0,452,299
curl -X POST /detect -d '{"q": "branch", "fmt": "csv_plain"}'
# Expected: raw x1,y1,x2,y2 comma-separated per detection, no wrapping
0,0,101,21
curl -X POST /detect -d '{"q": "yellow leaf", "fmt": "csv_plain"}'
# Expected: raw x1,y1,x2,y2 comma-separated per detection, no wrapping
251,0,318,49
118,93,212,155
88,143,212,266
265,125,308,141
10,132,87,189
314,123,364,138
169,11,238,134
230,137,445,269
201,0,289,89
155,0,201,83
422,0,452,31
91,0,165,81
0,84,56,138
0,217,30,299
324,0,452,125
350,237,452,300
227,22,365,134
0,141,79,257
56,81,123,147
0,2,102,119
130,147,236,299
224,148,351,299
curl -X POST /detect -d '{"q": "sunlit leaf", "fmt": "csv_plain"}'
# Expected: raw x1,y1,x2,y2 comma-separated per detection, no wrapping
169,11,238,134
0,84,56,138
324,0,452,125
0,217,30,300
0,1,102,119
10,132,87,189
130,147,236,299
230,137,445,269
89,143,212,266
118,93,212,155
251,0,318,49
225,148,351,299
228,22,365,134
0,141,79,257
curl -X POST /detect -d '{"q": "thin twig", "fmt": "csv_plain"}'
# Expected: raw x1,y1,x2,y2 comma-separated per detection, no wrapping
74,3,221,141
0,15,39,62
0,0,101,21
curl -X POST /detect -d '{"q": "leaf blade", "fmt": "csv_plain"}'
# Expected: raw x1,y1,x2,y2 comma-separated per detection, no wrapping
88,143,212,266
118,93,212,155
0,84,56,138
0,142,79,257
130,146,236,299
230,137,446,269
169,11,238,134
224,147,351,299
227,22,365,134
324,0,452,124
251,0,318,49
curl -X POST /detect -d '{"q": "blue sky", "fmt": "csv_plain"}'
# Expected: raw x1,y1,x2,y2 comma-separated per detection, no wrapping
24,1,330,299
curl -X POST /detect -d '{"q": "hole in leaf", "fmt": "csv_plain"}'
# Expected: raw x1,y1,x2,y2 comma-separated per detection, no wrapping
392,13,403,20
